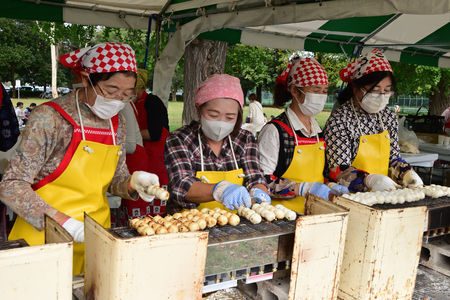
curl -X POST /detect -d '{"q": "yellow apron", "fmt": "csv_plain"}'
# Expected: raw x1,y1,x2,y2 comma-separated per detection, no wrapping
270,116,325,214
196,134,245,212
350,100,391,176
8,95,121,275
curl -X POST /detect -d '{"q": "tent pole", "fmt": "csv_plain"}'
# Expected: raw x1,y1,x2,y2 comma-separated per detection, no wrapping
155,15,161,59
144,16,153,70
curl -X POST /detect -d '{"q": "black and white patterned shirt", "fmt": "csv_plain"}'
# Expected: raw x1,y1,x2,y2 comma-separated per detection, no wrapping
324,99,410,191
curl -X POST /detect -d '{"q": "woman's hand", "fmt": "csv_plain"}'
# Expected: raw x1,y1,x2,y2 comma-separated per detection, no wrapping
250,187,271,204
129,171,160,202
213,181,252,210
402,170,424,187
365,174,401,191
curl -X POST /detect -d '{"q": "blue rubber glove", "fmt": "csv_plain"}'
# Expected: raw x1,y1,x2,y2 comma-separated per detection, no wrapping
298,182,337,200
250,188,271,204
213,181,252,210
328,183,350,195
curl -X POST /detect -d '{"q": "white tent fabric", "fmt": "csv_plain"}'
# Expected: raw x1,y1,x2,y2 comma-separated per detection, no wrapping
153,0,450,104
4,0,450,105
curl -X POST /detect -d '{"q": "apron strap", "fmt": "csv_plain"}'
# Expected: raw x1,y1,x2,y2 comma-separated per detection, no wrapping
42,102,78,126
198,131,205,172
197,131,240,172
228,135,240,170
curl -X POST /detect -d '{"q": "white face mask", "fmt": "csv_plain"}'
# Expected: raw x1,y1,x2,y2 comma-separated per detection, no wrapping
86,78,125,119
201,115,235,142
296,89,327,116
359,89,391,114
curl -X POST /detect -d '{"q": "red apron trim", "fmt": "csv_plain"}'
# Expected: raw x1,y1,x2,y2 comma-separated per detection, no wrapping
135,93,148,131
33,102,120,190
269,120,325,146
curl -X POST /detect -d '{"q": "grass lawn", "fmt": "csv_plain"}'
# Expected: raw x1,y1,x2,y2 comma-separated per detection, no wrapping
13,98,332,131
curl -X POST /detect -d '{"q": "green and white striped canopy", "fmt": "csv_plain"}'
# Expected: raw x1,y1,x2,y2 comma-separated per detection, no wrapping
2,0,450,102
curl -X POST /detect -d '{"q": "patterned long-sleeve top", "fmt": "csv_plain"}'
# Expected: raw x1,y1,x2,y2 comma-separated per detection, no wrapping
258,107,323,199
164,122,268,213
324,99,411,192
0,93,137,231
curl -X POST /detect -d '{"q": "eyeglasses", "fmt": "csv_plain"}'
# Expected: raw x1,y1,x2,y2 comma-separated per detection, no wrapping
361,87,394,98
97,84,136,103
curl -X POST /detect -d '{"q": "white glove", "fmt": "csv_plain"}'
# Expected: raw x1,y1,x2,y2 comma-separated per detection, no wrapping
365,174,401,192
62,218,84,243
130,171,160,202
402,170,424,187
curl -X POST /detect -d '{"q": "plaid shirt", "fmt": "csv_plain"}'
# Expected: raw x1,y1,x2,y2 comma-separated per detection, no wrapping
164,122,267,213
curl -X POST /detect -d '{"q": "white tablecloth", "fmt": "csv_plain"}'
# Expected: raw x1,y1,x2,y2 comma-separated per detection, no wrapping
418,143,450,162
401,151,438,167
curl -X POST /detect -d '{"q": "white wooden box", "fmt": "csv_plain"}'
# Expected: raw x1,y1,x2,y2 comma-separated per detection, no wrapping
331,195,426,300
84,213,209,300
0,215,73,300
288,194,349,300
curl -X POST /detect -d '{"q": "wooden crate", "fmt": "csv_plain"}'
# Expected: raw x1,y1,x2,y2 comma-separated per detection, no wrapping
331,195,426,300
288,194,349,300
84,213,209,299
0,215,73,300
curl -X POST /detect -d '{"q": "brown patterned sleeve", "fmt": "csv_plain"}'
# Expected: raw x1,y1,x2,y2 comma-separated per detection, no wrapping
0,104,63,231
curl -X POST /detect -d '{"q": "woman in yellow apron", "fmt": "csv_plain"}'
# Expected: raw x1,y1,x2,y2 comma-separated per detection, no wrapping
164,74,270,213
0,43,159,275
324,49,423,192
258,57,349,214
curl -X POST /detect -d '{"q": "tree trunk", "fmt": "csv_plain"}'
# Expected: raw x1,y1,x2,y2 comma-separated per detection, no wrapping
182,38,228,125
256,86,262,103
171,84,178,102
11,63,16,98
428,71,450,116
242,87,249,104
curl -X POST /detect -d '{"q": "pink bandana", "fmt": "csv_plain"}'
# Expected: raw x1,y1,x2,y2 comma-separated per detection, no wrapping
60,42,137,76
276,57,328,90
340,48,393,83
195,74,244,108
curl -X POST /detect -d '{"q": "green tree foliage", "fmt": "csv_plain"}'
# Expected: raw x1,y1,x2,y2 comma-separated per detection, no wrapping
314,52,348,96
225,44,276,95
0,19,42,90
390,62,450,96
100,27,183,93
390,62,450,115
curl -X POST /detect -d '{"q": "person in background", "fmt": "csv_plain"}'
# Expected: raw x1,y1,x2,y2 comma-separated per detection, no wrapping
324,49,423,192
394,102,400,115
14,102,26,127
118,69,153,224
247,93,266,135
0,83,21,240
24,103,36,118
441,107,450,135
0,84,20,151
133,68,170,216
164,74,270,213
0,43,160,275
258,57,349,214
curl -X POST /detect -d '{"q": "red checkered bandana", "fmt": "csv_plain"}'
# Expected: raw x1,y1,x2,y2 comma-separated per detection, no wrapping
340,48,393,83
60,42,137,76
276,57,328,90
